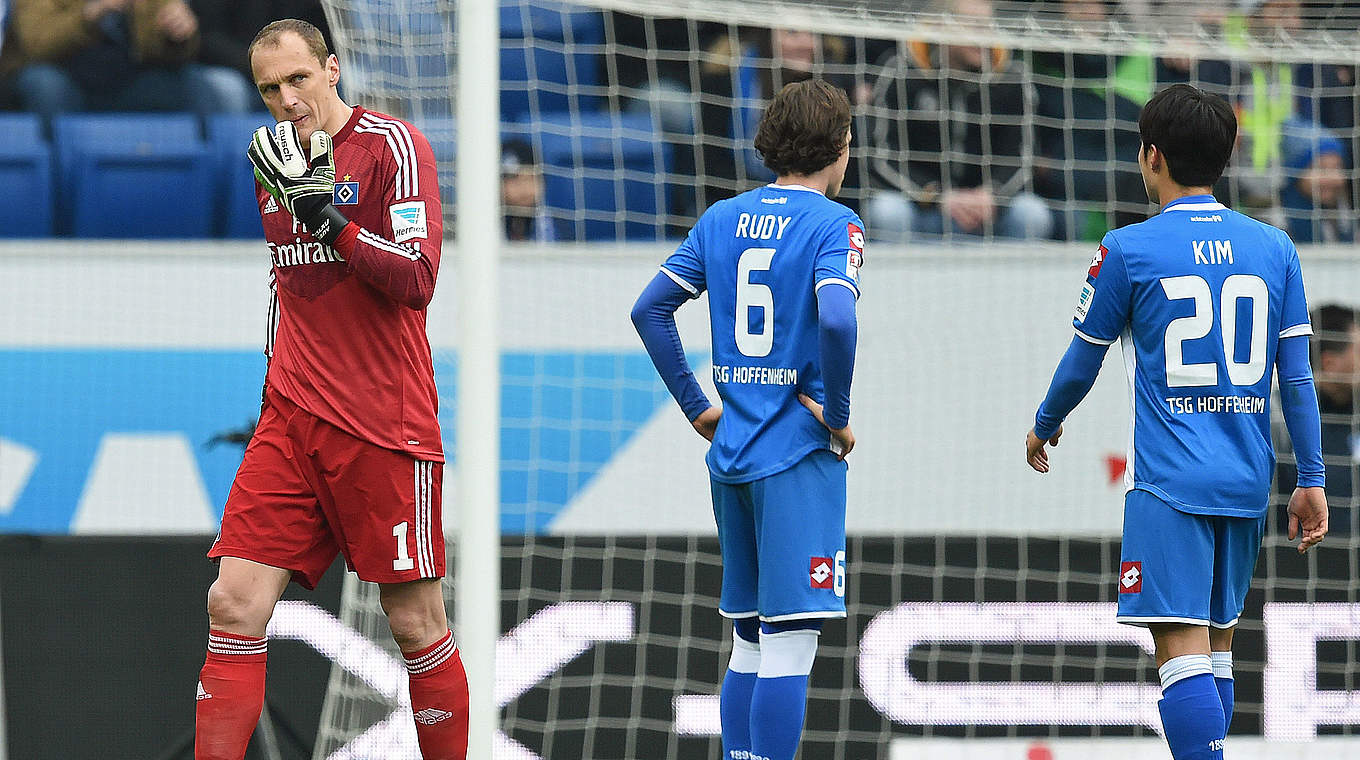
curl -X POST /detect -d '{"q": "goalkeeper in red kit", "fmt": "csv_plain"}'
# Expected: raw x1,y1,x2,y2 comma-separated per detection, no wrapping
194,19,467,760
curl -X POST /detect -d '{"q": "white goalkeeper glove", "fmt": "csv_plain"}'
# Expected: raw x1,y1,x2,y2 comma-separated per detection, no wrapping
248,121,350,246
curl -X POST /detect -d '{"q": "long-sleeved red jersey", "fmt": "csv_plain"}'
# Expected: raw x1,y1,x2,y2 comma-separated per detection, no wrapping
258,106,445,461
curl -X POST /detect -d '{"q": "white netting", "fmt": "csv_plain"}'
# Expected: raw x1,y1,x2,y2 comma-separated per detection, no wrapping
302,0,1360,756
322,0,1360,243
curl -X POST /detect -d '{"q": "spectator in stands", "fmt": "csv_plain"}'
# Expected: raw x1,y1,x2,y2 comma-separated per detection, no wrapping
0,0,251,124
190,0,330,101
1294,63,1356,220
501,138,560,242
691,27,855,212
863,0,1052,241
1031,0,1146,239
1279,123,1354,244
1223,0,1311,213
1276,304,1360,534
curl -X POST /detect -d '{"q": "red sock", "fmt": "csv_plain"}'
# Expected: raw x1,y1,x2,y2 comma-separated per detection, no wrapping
404,630,470,760
195,630,267,760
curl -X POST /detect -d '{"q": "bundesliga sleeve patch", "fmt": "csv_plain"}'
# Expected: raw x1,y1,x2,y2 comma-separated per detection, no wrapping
1074,282,1095,323
846,222,865,282
1087,244,1107,279
389,200,428,243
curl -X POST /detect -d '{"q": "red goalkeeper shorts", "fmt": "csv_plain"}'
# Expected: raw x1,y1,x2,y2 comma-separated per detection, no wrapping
209,388,445,589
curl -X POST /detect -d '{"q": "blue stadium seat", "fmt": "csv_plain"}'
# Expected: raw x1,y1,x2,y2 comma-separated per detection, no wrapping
510,111,670,240
420,116,457,206
500,1,603,122
52,114,214,238
0,114,54,237
206,114,273,238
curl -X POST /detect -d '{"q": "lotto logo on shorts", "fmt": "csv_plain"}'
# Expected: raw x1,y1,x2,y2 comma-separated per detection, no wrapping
1119,561,1143,594
810,557,834,589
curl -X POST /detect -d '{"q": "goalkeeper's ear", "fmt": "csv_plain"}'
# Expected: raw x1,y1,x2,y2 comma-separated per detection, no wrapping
308,130,334,173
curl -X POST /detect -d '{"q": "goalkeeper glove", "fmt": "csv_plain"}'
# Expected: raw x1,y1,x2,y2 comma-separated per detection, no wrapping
248,121,351,247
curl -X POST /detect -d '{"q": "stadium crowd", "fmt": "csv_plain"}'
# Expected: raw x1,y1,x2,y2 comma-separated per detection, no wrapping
0,0,1355,243
609,0,1357,242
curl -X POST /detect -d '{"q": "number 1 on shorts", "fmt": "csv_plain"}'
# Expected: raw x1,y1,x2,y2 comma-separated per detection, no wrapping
392,521,415,571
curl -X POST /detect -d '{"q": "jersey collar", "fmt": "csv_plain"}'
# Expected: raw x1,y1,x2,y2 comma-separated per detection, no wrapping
331,105,364,145
1160,194,1225,214
766,183,824,195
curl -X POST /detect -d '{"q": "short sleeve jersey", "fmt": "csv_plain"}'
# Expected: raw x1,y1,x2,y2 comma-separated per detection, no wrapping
1074,195,1312,517
660,183,864,484
259,106,444,461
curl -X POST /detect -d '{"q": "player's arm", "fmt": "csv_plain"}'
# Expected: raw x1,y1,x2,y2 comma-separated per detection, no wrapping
1026,336,1108,472
1027,236,1130,473
798,218,864,459
630,271,715,439
333,127,443,310
798,282,858,460
249,120,441,310
1276,239,1327,551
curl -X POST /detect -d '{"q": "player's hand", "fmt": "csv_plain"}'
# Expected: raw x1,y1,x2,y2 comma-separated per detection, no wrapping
1287,486,1328,553
798,393,855,461
691,406,721,442
248,122,349,246
156,0,197,42
1025,425,1062,473
944,187,996,231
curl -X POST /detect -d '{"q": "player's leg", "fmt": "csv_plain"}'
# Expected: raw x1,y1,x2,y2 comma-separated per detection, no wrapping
1207,512,1269,736
749,451,847,760
1118,490,1223,760
1209,626,1235,735
196,558,292,760
712,479,761,758
379,578,469,760
316,430,467,760
198,392,337,760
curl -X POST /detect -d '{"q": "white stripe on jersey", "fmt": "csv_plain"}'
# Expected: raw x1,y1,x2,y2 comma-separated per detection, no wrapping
265,272,279,359
359,229,422,260
1121,324,1136,492
1280,323,1314,339
1074,327,1117,346
356,115,420,200
814,277,860,298
659,266,699,296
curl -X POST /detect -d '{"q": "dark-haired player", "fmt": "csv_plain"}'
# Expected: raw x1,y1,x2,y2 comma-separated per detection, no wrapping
195,19,467,760
632,79,862,760
1025,83,1328,760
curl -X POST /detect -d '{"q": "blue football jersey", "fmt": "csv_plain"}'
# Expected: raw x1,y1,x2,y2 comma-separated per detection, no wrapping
660,183,864,484
1075,195,1312,517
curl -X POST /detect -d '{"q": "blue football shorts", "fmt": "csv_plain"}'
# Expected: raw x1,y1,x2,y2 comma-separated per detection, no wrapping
711,449,847,623
1116,488,1267,628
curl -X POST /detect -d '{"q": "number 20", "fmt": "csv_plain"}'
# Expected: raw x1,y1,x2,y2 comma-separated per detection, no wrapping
1160,274,1268,388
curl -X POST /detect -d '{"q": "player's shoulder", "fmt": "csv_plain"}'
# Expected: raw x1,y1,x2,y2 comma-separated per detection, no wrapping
350,106,434,156
1105,199,1292,260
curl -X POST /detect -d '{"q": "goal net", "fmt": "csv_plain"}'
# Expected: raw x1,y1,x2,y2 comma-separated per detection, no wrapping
309,0,1360,757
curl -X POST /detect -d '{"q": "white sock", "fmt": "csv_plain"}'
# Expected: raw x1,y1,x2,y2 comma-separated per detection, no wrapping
1158,653,1213,691
1211,651,1233,680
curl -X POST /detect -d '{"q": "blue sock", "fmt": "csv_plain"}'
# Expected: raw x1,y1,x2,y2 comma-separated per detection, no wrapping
748,624,820,760
1158,673,1225,760
1211,651,1234,735
720,619,760,758
749,674,809,760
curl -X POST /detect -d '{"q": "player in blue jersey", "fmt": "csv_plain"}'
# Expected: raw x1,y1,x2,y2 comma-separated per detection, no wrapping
1025,84,1329,760
632,79,861,760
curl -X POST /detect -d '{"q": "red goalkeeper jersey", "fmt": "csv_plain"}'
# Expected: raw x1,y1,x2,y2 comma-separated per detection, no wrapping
258,106,444,461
